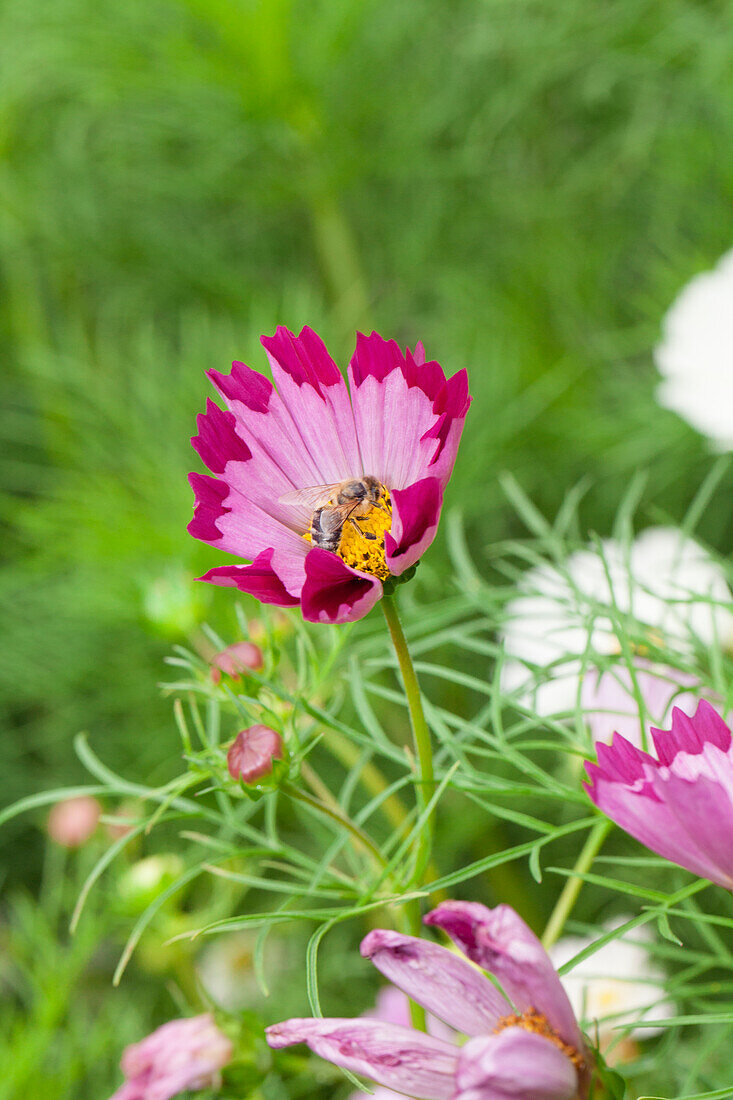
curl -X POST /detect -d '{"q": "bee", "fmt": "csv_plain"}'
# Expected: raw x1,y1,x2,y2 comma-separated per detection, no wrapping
279,476,389,553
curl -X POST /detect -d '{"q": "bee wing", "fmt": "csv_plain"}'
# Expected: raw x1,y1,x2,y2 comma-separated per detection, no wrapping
278,483,344,510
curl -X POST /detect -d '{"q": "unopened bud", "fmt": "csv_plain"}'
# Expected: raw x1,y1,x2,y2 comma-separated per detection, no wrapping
227,725,283,784
47,796,101,848
210,641,264,684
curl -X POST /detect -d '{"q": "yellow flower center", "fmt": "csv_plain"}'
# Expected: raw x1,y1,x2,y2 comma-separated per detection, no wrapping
337,486,392,580
494,1008,585,1071
302,485,393,581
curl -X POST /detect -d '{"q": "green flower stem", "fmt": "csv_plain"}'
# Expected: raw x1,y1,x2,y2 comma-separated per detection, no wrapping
541,818,612,950
381,594,436,884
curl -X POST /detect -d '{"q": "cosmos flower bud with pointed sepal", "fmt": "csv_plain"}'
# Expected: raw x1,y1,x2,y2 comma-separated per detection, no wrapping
585,700,733,889
227,724,285,791
189,328,470,624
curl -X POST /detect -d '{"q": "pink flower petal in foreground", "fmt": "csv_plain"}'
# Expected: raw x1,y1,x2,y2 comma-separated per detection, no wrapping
110,1014,232,1100
585,699,733,888
189,328,470,624
266,901,587,1100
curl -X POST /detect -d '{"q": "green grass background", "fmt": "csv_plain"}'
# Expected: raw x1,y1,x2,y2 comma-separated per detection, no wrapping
3,0,733,1094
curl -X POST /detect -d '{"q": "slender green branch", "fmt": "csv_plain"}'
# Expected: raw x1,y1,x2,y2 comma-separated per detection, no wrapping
381,594,435,883
541,818,612,950
283,783,386,871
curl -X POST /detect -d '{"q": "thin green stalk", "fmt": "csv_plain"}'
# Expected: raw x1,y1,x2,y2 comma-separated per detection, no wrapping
541,819,612,950
283,783,386,872
381,595,435,884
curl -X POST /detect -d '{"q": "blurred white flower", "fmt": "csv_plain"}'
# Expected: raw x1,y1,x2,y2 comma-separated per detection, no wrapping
500,527,733,729
550,920,673,1043
197,932,269,1012
655,249,733,450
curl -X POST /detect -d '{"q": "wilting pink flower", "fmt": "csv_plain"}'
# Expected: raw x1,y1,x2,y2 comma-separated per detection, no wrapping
189,328,469,624
267,901,588,1100
210,641,264,683
585,699,733,889
227,724,283,783
110,1014,232,1100
47,796,101,848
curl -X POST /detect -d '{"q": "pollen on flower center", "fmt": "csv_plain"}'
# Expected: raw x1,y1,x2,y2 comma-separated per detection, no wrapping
302,484,393,581
337,486,392,581
494,1008,585,1071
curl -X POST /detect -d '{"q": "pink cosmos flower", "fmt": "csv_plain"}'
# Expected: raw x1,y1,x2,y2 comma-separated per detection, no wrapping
110,1014,232,1100
189,328,470,624
585,700,733,889
47,796,101,848
227,724,284,784
267,901,588,1100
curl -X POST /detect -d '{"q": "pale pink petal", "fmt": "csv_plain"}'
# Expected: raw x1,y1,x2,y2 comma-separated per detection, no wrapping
188,474,305,556
261,326,362,480
266,1018,457,1100
651,768,733,887
301,548,383,624
386,477,443,575
348,333,440,489
209,359,327,490
361,929,509,1035
581,661,703,748
455,1029,578,1100
424,902,582,1050
584,741,727,884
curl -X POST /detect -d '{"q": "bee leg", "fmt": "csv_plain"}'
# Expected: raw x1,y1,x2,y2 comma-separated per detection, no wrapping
373,501,391,515
347,518,377,540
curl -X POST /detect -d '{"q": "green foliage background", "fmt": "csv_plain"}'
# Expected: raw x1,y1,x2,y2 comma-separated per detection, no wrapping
3,0,733,1096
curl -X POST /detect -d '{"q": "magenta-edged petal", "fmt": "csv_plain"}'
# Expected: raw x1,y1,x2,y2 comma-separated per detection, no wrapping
261,327,362,482
584,772,724,883
266,1018,457,1100
424,902,582,1050
208,360,272,412
592,732,657,784
199,550,300,607
188,472,308,568
422,368,471,486
192,398,252,475
209,358,335,491
301,548,382,624
652,699,732,765
188,473,229,543
348,335,443,490
360,929,509,1036
454,1030,578,1100
386,477,443,575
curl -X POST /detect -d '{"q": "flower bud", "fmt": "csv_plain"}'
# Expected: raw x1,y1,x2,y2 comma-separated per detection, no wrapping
47,796,101,848
210,641,264,684
227,725,283,784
